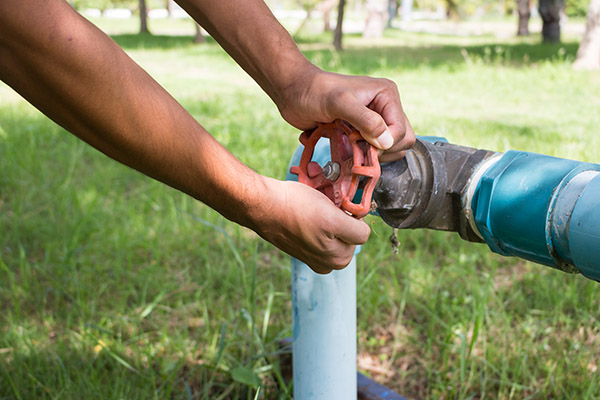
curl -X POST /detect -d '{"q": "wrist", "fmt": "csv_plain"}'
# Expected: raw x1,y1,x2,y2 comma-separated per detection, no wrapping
215,171,279,237
272,61,321,113
239,175,281,233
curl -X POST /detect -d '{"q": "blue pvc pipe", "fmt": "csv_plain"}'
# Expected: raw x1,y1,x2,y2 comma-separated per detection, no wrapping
287,139,358,399
291,257,357,399
562,173,600,280
472,151,600,281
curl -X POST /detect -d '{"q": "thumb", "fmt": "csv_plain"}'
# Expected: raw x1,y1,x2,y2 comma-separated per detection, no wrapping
334,98,394,150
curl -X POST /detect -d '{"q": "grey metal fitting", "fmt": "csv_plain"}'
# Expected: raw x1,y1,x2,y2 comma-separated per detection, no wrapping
373,138,498,242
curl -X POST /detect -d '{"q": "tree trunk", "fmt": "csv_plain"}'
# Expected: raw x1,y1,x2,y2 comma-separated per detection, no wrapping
139,0,149,34
194,23,205,44
363,0,388,38
166,0,176,18
401,0,413,21
573,0,600,69
387,0,398,26
333,0,346,50
320,0,338,32
324,10,332,32
539,0,563,42
517,0,531,35
445,0,459,20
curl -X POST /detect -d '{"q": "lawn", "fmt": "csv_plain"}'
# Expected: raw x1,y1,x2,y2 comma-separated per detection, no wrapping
1,15,600,399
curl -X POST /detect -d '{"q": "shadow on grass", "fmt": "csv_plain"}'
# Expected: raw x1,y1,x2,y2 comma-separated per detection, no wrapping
300,40,580,74
0,344,239,399
110,31,579,73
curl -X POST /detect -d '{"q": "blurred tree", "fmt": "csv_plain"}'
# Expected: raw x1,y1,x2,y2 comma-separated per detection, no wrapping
166,0,175,17
573,0,600,68
294,0,320,35
364,0,388,38
194,22,206,43
539,0,564,41
333,0,346,49
139,0,149,33
388,0,398,25
517,0,531,35
445,0,459,19
401,0,413,21
320,0,338,31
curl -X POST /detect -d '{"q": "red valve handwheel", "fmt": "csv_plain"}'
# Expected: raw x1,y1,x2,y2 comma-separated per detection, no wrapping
289,120,381,218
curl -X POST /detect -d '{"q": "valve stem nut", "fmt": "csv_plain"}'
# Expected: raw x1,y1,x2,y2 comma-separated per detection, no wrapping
322,161,341,181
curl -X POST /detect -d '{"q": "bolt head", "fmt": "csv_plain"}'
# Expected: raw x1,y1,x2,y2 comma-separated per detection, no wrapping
322,161,341,181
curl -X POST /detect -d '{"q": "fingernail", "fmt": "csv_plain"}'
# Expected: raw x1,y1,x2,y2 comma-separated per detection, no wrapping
375,129,394,150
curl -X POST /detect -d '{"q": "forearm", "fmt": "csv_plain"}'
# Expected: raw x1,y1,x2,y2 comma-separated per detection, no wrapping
176,0,414,155
176,0,317,107
0,0,264,228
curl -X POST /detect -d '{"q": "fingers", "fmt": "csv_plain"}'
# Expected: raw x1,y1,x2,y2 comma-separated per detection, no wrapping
342,98,415,162
365,80,417,160
261,180,373,275
333,92,395,150
333,212,371,245
308,241,357,274
306,201,370,273
379,114,416,163
327,77,415,160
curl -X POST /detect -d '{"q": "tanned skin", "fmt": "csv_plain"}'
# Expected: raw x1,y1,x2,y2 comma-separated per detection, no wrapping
0,0,415,274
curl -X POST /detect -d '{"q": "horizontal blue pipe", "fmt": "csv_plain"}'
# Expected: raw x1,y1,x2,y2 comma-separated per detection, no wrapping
472,151,600,281
357,373,409,400
567,173,600,280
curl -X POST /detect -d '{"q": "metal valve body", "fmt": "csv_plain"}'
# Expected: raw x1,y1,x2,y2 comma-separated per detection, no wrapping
374,138,496,242
374,138,600,281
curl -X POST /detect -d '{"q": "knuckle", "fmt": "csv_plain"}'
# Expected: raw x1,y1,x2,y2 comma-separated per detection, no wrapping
358,226,371,244
320,214,339,235
356,237,368,246
332,252,353,270
314,265,333,275
360,111,384,135
325,89,352,116
382,77,396,88
401,131,416,148
308,256,334,275
379,77,398,92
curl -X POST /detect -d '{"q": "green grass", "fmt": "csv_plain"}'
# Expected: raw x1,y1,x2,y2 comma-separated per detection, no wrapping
1,17,600,399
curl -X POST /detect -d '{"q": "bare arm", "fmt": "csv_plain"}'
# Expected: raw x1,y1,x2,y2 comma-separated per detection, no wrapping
176,0,415,161
0,0,370,273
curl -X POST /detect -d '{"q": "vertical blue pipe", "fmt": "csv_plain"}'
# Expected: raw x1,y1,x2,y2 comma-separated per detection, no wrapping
287,140,358,399
291,258,357,399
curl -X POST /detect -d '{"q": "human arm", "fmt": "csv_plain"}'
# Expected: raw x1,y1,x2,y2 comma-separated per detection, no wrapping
176,0,416,162
0,0,369,273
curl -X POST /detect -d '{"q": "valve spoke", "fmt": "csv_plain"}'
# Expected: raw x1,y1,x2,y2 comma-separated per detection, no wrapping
289,120,381,218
